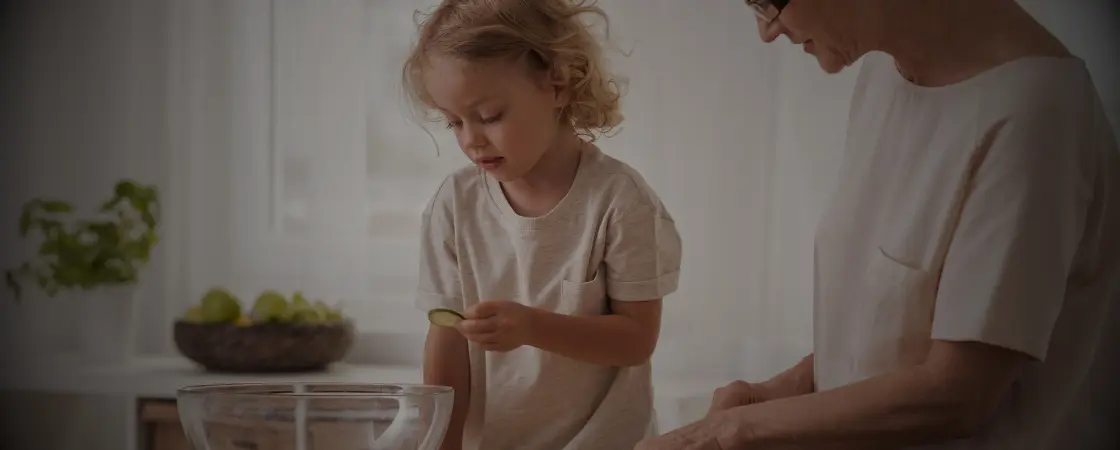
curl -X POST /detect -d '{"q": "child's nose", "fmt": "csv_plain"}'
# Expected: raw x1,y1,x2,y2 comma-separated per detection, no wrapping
460,124,488,149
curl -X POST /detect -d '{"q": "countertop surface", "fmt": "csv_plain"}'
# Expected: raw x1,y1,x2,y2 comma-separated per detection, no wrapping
2,354,723,400
2,355,423,398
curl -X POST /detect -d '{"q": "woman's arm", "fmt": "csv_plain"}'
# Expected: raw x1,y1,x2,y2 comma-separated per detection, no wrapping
758,353,815,398
423,325,471,450
698,340,1028,449
708,353,814,414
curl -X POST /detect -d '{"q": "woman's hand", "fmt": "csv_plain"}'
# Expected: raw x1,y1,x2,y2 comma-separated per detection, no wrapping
635,413,738,450
708,380,777,415
634,434,723,450
709,354,816,414
456,300,536,352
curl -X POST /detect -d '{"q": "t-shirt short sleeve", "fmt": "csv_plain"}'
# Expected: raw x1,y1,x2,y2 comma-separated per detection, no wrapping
603,202,683,302
930,103,1095,362
415,179,463,312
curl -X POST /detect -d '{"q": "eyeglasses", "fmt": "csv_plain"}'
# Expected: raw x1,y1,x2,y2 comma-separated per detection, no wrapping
745,0,788,22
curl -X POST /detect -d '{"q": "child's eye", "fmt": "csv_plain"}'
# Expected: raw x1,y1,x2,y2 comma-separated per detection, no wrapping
480,113,503,124
445,120,462,129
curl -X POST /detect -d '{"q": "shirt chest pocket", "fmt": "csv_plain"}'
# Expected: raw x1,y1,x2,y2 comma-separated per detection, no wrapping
558,270,608,317
860,246,939,370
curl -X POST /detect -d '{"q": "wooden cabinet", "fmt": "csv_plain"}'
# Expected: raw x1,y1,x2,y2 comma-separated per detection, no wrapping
139,400,192,450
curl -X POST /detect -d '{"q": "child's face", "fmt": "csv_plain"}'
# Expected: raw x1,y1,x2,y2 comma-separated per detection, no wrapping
424,56,565,182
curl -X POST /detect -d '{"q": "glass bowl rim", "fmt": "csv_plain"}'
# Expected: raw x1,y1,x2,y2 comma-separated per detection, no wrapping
176,382,454,400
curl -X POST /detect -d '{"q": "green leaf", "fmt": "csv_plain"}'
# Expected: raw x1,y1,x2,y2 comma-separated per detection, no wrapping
39,238,59,254
40,201,73,213
5,270,21,302
7,179,162,301
100,195,123,212
140,210,157,229
115,180,138,198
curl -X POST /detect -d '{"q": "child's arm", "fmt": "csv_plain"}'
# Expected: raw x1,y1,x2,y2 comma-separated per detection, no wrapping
457,299,661,367
423,324,471,450
526,299,661,367
415,179,470,449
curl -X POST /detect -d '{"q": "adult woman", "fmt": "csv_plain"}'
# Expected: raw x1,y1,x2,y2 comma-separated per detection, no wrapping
638,0,1119,449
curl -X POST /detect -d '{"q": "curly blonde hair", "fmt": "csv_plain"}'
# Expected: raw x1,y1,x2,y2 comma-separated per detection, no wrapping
402,0,625,142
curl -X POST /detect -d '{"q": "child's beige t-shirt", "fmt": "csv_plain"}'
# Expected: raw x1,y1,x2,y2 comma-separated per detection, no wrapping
415,145,683,450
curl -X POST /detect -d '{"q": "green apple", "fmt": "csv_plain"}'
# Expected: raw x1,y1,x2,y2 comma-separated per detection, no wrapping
292,306,325,323
251,290,293,323
199,288,241,323
314,299,344,322
292,291,310,309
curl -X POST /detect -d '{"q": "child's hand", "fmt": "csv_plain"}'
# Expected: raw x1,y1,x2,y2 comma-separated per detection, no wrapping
456,300,536,352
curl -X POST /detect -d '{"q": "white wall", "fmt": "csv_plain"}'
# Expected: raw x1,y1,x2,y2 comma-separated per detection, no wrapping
0,2,168,449
0,0,173,354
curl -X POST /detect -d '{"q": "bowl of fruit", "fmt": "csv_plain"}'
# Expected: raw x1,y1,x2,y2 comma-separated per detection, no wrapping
173,288,356,373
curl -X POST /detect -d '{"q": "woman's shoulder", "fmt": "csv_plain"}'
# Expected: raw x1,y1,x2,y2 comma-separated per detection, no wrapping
980,55,1096,110
975,56,1110,153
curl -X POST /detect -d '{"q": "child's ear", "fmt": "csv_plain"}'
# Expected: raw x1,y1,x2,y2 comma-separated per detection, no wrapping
548,65,571,108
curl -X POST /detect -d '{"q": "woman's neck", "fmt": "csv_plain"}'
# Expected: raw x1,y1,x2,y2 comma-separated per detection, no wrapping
877,0,1069,87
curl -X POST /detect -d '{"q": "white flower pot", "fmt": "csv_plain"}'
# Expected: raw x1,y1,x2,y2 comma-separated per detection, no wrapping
74,286,138,365
0,291,72,362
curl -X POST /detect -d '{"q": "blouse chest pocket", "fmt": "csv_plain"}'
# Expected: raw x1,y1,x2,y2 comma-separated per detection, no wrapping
860,246,939,370
559,270,608,317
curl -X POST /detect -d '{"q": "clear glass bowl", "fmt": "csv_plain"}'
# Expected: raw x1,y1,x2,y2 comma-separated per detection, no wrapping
177,383,454,450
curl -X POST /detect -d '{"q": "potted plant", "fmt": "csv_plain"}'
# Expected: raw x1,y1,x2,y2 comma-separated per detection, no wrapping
5,179,160,364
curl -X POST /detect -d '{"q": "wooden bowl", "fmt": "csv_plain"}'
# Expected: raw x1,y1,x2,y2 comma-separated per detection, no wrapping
173,320,356,373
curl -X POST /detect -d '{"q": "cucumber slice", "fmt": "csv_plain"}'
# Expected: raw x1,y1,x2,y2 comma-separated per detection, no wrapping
428,308,465,327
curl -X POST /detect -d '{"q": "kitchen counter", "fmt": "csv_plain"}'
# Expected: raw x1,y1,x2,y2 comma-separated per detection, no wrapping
1,355,722,450
2,354,720,403
1,355,423,398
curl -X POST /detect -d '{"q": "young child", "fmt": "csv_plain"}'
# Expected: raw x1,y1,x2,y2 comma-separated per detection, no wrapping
403,1,682,449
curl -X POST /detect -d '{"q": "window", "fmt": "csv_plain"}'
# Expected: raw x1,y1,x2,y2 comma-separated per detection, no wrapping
170,0,465,334
257,0,469,332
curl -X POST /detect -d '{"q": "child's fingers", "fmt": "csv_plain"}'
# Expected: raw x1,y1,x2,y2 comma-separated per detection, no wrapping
463,332,502,350
458,329,490,342
457,318,498,335
464,301,499,320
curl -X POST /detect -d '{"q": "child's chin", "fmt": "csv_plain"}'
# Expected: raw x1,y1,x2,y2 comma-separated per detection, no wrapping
483,167,522,183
